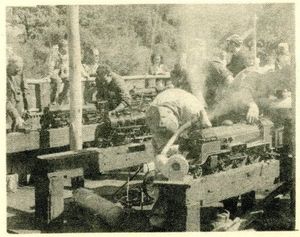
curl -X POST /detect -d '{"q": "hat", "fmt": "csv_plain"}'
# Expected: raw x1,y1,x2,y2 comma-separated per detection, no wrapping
226,34,243,46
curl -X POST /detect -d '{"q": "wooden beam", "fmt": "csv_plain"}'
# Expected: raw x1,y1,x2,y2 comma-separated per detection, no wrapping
155,160,280,231
35,173,64,228
6,131,40,153
26,74,170,84
193,160,280,206
35,149,98,174
6,124,100,153
95,142,155,172
34,149,97,229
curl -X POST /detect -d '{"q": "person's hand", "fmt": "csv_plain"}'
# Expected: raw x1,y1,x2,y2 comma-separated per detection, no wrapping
200,110,212,128
247,102,259,123
225,75,234,85
108,110,116,116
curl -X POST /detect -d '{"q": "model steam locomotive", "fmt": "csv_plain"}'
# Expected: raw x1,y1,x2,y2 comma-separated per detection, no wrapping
158,118,284,180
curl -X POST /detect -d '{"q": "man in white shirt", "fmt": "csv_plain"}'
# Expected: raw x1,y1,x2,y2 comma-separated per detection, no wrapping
146,88,212,155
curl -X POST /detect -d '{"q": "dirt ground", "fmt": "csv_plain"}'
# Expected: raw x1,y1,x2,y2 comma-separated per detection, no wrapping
7,176,295,233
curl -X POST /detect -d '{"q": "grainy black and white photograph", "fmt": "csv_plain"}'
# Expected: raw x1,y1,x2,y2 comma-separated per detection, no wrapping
5,0,296,234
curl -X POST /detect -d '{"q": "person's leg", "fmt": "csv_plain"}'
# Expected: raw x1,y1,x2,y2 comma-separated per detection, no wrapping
50,78,59,104
58,79,70,105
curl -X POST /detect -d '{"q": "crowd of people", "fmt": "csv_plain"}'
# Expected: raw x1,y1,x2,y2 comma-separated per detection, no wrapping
6,33,293,134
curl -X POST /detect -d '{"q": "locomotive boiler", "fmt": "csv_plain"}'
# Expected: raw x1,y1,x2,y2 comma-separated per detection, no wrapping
156,118,282,180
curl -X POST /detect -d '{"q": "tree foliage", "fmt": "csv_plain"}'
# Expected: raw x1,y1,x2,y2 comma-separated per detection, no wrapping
6,4,294,78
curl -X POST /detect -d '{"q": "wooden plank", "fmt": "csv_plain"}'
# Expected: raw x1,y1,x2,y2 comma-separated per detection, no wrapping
6,131,40,153
7,124,99,153
47,127,70,148
48,167,84,179
83,124,99,142
188,160,280,205
123,74,170,80
26,74,170,83
36,149,98,174
7,229,41,234
48,124,99,148
96,142,155,172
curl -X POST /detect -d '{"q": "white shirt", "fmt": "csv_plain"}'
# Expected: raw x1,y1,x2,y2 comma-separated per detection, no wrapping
151,88,205,125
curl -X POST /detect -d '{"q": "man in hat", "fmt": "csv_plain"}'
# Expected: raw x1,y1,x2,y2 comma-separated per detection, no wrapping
225,34,252,77
95,64,131,113
6,56,29,131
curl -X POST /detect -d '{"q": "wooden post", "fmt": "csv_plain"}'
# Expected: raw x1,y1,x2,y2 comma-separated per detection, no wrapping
34,6,84,230
67,5,83,150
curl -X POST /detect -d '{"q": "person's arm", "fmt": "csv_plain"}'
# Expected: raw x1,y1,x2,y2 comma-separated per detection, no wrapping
159,64,169,75
111,73,132,112
81,64,90,79
218,64,234,85
7,101,21,121
21,73,29,110
148,66,155,75
212,61,234,85
7,82,24,128
239,80,259,123
199,109,212,128
48,54,59,79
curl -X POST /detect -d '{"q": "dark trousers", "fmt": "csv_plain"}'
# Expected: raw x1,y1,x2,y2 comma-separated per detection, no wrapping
58,79,70,105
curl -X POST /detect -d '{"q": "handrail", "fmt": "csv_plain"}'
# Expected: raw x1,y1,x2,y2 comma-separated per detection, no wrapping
26,74,171,85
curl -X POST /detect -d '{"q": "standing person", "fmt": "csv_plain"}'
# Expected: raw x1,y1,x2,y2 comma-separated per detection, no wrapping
49,38,89,105
225,34,251,77
207,34,254,218
49,39,69,105
48,43,61,104
6,56,29,131
148,53,169,75
95,64,131,113
82,47,100,103
275,42,291,70
205,50,234,108
56,39,70,105
148,53,169,93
